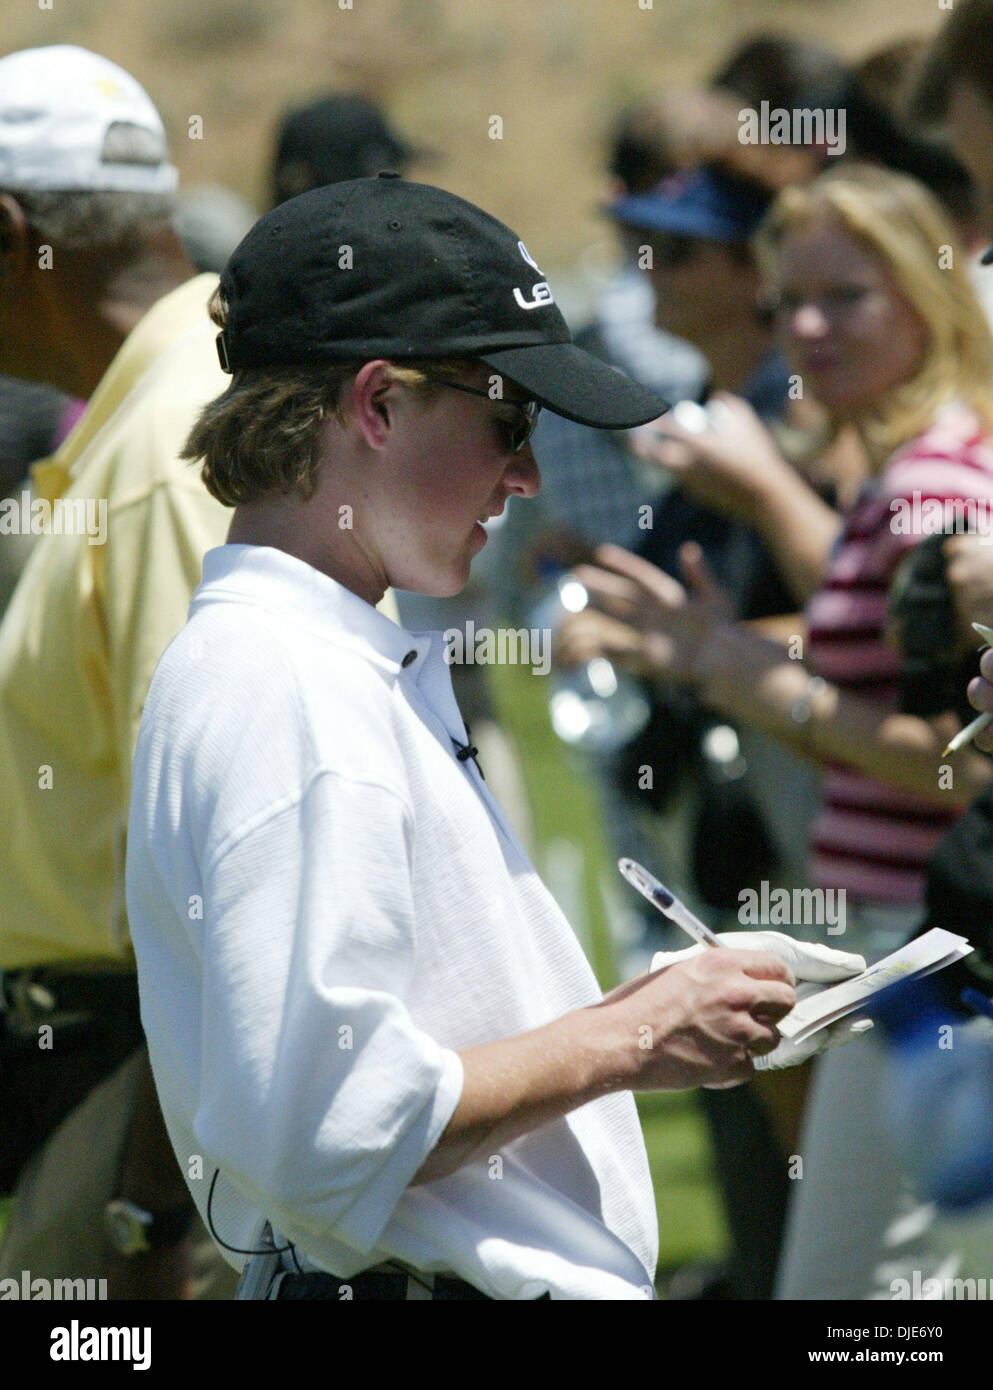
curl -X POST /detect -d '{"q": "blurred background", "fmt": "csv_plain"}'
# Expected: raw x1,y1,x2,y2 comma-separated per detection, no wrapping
5,0,942,313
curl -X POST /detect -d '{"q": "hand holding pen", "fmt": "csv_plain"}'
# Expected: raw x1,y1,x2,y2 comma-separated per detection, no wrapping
945,622,993,756
617,859,872,1072
612,859,796,1076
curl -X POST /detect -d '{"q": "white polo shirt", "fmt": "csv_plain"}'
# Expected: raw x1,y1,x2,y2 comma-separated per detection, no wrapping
126,544,658,1300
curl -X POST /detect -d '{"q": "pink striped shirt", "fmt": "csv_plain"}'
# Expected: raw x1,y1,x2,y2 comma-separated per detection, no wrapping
806,404,993,905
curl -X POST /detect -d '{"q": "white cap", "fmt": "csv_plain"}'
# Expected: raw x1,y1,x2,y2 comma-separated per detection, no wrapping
0,45,177,194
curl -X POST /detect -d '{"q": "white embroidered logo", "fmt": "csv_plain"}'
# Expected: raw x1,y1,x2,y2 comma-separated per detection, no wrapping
518,241,543,273
513,240,554,311
513,283,554,310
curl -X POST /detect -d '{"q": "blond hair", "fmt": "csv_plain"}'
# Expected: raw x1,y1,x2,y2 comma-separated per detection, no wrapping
755,162,993,464
183,286,476,505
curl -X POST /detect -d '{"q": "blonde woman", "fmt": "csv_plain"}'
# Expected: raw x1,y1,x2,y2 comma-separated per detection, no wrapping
559,163,993,1297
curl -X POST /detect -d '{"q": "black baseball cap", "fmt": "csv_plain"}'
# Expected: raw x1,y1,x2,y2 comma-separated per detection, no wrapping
216,173,668,430
272,94,422,204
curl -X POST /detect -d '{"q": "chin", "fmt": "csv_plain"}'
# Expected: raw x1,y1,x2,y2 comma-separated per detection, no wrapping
434,567,473,598
397,565,471,599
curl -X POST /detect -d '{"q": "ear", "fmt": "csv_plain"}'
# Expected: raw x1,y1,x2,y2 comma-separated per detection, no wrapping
348,359,396,450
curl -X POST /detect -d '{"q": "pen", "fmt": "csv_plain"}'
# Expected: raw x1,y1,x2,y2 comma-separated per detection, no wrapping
618,857,723,949
942,622,993,756
943,711,993,757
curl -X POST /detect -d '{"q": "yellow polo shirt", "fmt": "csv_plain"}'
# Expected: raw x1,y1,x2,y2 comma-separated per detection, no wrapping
0,274,402,971
0,275,232,968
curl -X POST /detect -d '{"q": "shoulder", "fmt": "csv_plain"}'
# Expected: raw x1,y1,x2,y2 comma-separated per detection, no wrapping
71,277,229,505
138,597,414,829
882,406,993,504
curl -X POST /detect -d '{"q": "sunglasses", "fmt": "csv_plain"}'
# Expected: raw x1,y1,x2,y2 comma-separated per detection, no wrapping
648,233,702,269
422,375,542,453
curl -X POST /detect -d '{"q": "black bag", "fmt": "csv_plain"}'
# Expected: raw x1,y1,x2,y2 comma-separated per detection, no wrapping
691,768,778,912
888,532,979,722
615,693,777,911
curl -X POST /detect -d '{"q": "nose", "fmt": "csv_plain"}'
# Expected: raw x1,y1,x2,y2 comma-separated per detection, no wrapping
789,303,831,339
506,442,541,498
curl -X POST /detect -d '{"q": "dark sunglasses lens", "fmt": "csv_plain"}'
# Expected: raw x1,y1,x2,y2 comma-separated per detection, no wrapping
511,402,540,452
656,234,695,267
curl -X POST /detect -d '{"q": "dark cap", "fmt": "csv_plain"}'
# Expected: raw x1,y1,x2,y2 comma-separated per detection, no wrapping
272,94,417,203
217,174,668,430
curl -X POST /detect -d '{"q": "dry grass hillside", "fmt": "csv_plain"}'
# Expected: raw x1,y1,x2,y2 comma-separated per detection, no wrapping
6,0,944,295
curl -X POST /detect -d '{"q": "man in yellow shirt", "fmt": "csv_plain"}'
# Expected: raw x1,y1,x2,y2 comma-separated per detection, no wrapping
0,45,234,1297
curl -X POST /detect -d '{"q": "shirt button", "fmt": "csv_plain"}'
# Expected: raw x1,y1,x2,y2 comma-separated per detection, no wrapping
402,650,417,668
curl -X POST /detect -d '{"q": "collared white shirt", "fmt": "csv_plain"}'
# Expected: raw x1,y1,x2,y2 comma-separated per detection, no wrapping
127,545,658,1299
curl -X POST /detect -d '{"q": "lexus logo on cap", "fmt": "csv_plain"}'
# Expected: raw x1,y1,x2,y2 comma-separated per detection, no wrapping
518,241,543,273
513,239,554,311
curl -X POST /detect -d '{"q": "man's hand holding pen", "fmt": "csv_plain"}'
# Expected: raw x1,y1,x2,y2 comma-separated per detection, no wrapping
597,948,796,1091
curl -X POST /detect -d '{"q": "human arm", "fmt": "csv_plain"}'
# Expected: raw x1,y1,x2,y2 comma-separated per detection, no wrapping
164,773,794,1235
413,946,797,1184
631,394,842,605
701,619,990,802
561,542,992,804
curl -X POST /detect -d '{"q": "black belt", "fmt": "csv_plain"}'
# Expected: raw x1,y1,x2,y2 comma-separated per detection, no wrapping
1,965,138,1014
0,967,144,1192
0,966,140,1042
274,1270,494,1300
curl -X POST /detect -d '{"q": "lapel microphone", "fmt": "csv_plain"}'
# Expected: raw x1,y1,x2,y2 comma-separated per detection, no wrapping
451,723,485,779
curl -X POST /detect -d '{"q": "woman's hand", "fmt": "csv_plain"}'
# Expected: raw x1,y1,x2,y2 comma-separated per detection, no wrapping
630,393,792,525
555,540,736,687
553,607,660,679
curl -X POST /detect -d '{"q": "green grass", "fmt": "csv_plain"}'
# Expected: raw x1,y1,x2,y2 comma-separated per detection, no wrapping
638,1093,728,1273
488,661,728,1280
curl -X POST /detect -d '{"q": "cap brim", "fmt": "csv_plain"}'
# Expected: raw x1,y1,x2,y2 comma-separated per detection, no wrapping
609,191,696,236
479,342,668,428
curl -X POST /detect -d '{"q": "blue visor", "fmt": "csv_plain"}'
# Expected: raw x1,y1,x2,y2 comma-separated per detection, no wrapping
611,167,771,246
